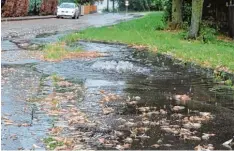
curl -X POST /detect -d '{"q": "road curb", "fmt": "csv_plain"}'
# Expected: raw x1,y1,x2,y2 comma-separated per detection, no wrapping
1,15,56,22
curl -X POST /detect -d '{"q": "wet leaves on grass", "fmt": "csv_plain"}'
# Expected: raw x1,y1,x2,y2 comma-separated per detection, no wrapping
31,75,95,150
42,42,109,62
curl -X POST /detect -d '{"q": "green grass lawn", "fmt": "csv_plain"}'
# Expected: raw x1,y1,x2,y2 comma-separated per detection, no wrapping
61,12,234,72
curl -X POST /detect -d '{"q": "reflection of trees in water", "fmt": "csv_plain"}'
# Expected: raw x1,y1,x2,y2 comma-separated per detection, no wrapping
124,50,234,111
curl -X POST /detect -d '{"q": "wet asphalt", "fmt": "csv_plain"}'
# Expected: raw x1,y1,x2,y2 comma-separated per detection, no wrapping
1,13,141,150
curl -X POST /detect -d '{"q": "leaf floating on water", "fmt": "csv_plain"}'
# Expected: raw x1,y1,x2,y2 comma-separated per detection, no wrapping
195,144,214,150
103,143,114,148
151,144,160,148
102,107,114,115
172,106,185,111
49,127,63,135
124,137,133,144
63,137,74,146
1,116,9,120
173,94,191,103
99,90,106,94
10,134,18,140
116,144,124,150
32,144,41,149
163,144,173,147
54,145,67,150
98,138,105,144
3,119,14,125
123,143,131,149
52,136,64,142
18,147,24,150
18,123,31,127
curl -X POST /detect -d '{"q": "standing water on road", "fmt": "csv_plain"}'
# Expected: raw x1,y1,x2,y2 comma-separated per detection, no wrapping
31,39,234,150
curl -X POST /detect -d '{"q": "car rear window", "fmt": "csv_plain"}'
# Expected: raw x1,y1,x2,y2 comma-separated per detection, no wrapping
60,3,75,8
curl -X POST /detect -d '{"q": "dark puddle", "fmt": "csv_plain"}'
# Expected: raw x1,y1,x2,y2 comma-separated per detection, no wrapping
32,32,69,45
32,41,234,150
1,40,20,51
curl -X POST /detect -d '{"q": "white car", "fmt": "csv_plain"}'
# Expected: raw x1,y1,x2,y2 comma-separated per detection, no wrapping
57,3,80,19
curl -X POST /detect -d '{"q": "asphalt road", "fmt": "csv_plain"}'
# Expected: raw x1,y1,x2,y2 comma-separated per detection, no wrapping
1,13,141,40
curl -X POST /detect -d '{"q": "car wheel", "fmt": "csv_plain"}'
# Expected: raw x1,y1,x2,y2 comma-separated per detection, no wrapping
56,16,60,19
72,14,76,19
76,13,79,19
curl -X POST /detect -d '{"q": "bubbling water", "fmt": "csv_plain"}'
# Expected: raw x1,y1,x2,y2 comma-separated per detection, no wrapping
91,60,151,75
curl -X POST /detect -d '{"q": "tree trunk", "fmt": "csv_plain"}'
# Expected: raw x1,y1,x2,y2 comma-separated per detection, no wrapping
107,0,109,12
140,0,146,11
171,0,183,29
112,0,115,12
188,0,204,39
144,0,150,11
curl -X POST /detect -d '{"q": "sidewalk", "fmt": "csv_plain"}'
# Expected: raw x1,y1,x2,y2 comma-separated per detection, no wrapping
1,15,56,22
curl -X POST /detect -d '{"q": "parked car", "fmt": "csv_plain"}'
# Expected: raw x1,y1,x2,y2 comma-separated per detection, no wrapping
57,3,80,19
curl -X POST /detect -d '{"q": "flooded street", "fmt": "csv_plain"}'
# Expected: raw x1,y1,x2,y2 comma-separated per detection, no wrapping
2,13,234,150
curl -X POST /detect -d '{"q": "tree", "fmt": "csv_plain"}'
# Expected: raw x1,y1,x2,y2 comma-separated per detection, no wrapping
188,0,204,39
170,0,183,29
107,0,109,12
112,0,115,12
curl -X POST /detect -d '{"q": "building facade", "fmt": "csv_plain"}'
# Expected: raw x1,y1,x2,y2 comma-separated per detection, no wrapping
95,0,118,13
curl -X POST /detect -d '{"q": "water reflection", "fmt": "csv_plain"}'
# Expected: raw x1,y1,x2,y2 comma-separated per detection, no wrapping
34,41,234,150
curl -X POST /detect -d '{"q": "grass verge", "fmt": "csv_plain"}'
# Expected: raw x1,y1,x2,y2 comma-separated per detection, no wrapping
43,42,82,61
42,42,105,61
62,12,234,73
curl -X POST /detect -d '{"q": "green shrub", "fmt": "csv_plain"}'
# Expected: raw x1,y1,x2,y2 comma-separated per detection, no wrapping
155,20,166,30
182,0,192,24
178,31,188,39
224,79,233,86
162,0,171,23
199,25,217,43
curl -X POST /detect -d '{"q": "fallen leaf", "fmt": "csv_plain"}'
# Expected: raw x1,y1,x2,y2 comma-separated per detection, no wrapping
18,123,31,127
63,137,73,146
52,137,64,142
123,143,131,149
151,144,160,148
100,90,106,94
33,144,41,149
18,147,24,150
10,134,17,140
49,127,63,135
1,116,9,120
102,107,114,115
98,138,105,144
4,119,14,125
54,145,67,150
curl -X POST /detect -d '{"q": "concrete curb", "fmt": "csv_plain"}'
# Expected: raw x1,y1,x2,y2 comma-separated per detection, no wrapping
1,15,56,22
